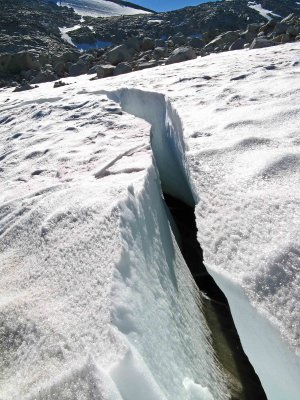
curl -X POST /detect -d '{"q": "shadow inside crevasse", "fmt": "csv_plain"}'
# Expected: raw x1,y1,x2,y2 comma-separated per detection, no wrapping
163,193,267,400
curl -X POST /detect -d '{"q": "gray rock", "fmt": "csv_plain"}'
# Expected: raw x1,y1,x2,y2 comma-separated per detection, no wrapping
137,60,158,70
250,38,275,49
273,22,288,36
30,70,56,84
68,60,88,77
172,35,187,46
96,64,115,78
106,45,134,65
189,37,205,49
53,62,66,75
154,39,165,48
153,47,167,60
0,52,40,75
205,31,241,52
113,62,132,76
141,37,155,51
286,25,300,36
166,47,197,65
53,80,67,88
259,20,277,34
247,23,262,34
79,54,94,63
229,38,246,51
88,65,99,75
20,69,34,80
125,37,141,51
281,13,295,24
13,83,35,92
273,34,292,44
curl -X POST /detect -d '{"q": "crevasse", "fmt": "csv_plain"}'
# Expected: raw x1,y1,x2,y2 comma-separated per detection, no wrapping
106,88,267,400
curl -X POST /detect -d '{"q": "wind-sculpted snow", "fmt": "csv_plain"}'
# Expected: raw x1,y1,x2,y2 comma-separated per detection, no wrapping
0,77,228,398
0,42,300,400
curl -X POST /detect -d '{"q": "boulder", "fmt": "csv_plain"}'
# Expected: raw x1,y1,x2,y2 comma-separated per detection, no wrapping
273,34,292,44
137,60,159,70
125,37,141,51
30,70,56,84
52,51,79,65
141,37,155,51
166,47,197,65
153,47,167,60
259,20,277,34
0,52,40,75
106,45,134,65
68,60,88,77
53,62,66,75
189,37,205,49
286,25,300,37
13,83,35,92
205,31,241,52
281,13,295,24
273,22,288,36
247,23,262,34
53,80,67,88
250,38,275,49
229,38,246,51
113,62,132,76
96,64,115,78
155,39,165,48
172,35,187,46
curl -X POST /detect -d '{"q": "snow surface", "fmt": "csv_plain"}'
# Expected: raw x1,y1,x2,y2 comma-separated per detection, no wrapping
59,25,81,46
247,1,281,20
59,0,151,17
1,42,300,400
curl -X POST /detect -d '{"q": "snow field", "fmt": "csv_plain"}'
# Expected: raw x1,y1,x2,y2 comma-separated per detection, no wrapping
59,0,151,17
1,42,300,400
0,79,228,398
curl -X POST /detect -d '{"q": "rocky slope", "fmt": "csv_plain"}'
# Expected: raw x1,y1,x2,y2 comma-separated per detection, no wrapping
1,0,300,88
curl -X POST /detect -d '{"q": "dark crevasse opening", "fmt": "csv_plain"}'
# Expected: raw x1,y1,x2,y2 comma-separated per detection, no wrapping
163,193,267,400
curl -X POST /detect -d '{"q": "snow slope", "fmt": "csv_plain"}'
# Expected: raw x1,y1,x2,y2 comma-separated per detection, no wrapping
0,42,300,400
59,0,151,17
247,2,281,20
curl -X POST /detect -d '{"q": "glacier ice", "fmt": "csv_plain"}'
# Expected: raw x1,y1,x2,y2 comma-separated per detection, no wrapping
1,42,300,400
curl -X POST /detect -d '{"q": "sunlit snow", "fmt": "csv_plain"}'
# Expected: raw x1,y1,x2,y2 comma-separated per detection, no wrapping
247,1,281,20
59,0,151,17
0,42,300,400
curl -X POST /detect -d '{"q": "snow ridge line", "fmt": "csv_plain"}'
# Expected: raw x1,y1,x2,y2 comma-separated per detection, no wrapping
102,88,195,206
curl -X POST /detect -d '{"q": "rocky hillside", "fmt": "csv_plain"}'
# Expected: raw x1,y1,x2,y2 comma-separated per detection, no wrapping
76,0,300,43
1,0,300,88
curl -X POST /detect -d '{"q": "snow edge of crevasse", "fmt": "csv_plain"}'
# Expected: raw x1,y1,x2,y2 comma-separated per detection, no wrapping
104,88,300,400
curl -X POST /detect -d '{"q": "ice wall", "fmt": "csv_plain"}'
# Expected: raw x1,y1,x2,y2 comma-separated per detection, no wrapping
0,87,229,400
